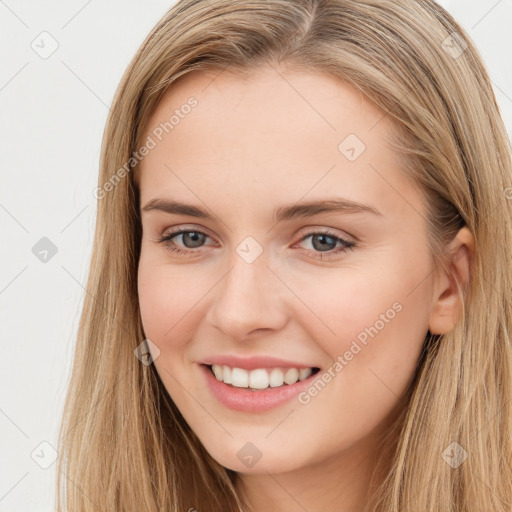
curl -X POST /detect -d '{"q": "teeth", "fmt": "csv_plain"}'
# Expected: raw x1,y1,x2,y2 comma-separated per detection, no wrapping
248,368,268,389
284,368,299,385
299,367,313,380
212,364,223,380
231,367,249,387
269,368,284,387
222,365,232,384
210,364,315,390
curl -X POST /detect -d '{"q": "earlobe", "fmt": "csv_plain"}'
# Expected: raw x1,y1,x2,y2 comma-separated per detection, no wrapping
428,226,474,335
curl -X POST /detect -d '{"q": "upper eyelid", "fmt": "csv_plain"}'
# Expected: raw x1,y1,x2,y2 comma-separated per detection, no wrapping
161,224,350,236
162,225,217,243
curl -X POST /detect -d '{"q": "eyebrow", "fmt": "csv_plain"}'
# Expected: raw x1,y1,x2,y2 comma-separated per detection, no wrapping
141,197,382,222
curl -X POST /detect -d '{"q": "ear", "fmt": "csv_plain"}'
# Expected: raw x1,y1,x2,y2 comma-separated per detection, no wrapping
429,226,474,335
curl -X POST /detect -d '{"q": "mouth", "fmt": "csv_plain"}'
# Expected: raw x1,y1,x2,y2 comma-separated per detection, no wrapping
203,363,321,391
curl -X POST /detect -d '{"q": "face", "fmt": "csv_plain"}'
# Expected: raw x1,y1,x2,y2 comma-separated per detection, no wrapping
136,63,436,476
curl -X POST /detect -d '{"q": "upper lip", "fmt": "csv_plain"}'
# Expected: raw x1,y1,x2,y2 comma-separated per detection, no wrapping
200,355,318,371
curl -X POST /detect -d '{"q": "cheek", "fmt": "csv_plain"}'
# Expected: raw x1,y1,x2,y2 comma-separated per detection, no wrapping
289,251,432,390
283,270,430,455
137,254,207,348
290,261,428,343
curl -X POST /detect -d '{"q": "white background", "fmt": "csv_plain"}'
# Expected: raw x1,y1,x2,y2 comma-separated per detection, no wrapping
1,1,511,510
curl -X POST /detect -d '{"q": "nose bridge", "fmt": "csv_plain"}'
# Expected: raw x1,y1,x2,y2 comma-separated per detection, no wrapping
206,242,287,339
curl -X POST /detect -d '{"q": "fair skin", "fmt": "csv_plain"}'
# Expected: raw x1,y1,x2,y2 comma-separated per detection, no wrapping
136,63,473,512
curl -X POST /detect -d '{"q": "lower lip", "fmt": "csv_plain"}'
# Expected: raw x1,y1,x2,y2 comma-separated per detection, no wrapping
199,363,318,413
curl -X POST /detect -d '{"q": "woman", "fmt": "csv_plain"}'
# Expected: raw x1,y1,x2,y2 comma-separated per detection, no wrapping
56,1,512,510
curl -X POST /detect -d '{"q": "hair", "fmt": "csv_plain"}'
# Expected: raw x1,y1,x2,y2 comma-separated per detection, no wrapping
55,0,512,510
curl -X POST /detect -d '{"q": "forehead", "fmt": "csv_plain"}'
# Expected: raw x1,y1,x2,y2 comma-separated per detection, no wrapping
142,64,383,147
137,64,423,222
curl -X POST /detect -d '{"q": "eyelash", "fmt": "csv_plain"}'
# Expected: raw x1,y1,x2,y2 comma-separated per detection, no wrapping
156,227,356,261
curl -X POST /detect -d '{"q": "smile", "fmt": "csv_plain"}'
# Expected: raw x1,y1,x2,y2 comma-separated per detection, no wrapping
209,364,320,390
199,363,321,412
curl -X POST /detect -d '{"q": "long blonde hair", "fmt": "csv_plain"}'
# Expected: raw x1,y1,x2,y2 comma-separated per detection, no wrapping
56,1,512,510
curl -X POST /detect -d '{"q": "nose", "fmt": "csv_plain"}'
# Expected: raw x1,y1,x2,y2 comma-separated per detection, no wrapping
205,249,289,341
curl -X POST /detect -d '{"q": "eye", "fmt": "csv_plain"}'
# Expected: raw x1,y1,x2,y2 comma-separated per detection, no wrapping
155,227,356,260
295,229,356,260
157,228,213,255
